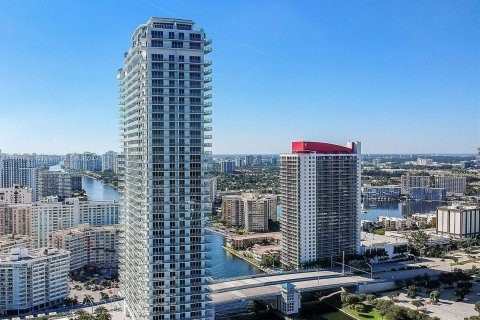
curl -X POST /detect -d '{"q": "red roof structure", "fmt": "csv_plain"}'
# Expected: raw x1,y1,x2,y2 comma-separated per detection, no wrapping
292,141,354,154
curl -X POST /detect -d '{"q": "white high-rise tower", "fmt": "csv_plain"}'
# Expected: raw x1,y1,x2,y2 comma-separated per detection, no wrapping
118,18,213,320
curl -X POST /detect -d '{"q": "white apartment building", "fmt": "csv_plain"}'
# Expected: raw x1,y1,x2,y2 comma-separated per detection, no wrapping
118,18,213,320
49,224,120,271
0,156,39,201
0,234,32,253
416,158,433,166
378,216,412,230
434,175,467,195
280,141,361,270
0,185,32,204
102,151,117,172
0,248,70,315
436,205,480,239
31,197,119,248
37,170,82,199
0,204,32,236
400,173,430,195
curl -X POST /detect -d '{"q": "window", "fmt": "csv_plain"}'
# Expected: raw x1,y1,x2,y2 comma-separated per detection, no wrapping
151,31,163,39
151,54,163,61
151,40,163,47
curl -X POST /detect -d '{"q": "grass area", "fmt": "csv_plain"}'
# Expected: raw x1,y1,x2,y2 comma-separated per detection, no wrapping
451,258,479,266
222,246,263,269
343,305,383,320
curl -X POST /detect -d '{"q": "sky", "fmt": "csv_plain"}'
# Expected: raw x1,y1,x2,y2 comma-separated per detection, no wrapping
0,0,478,155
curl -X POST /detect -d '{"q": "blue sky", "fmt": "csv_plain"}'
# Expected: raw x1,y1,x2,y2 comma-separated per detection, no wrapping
0,0,478,154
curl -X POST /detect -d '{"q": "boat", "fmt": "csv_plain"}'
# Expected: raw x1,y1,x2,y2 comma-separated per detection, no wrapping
361,209,368,214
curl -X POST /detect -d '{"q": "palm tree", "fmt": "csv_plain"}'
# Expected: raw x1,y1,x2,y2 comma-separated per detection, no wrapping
83,294,94,305
430,290,440,303
407,285,418,299
412,299,424,310
387,291,400,301
71,310,94,320
94,307,112,320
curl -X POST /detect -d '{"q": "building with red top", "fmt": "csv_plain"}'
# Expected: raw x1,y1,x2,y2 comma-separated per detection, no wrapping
280,141,361,270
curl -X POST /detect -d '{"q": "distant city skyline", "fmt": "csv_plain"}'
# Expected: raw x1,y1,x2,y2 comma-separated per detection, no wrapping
0,1,478,154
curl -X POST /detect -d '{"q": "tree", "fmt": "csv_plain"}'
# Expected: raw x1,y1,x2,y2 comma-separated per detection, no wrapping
100,292,110,300
64,296,79,306
372,299,392,320
388,291,400,301
94,307,112,320
83,294,95,305
37,316,49,320
412,299,424,310
70,310,94,320
407,285,418,299
453,288,467,301
475,300,480,315
340,292,360,308
407,230,431,256
365,294,377,302
430,290,440,303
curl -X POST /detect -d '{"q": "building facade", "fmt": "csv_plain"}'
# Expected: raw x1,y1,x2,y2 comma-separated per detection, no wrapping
0,185,33,204
220,160,235,173
0,234,32,253
102,151,117,172
436,205,480,239
221,192,276,232
409,187,446,201
118,18,213,320
49,224,120,271
400,173,430,195
434,176,467,196
0,248,70,315
37,170,82,199
30,197,119,248
362,186,400,200
280,141,361,270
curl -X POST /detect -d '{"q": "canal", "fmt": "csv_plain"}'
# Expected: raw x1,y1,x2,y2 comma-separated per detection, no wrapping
76,173,442,319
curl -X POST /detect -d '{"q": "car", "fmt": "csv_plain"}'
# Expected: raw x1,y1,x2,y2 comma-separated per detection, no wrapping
463,298,469,301
476,293,480,296
440,259,445,261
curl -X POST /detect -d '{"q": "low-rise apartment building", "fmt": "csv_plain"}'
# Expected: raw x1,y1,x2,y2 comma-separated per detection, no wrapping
0,234,32,253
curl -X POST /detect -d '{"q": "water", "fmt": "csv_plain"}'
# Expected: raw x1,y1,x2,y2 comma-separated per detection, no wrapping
362,199,442,222
81,176,121,201
57,168,363,318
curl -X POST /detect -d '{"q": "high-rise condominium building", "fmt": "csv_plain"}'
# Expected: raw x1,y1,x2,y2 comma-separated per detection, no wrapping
221,192,277,231
400,173,430,195
434,175,467,195
0,248,70,315
0,185,33,204
49,224,120,271
0,156,39,201
280,141,361,270
220,160,235,173
102,151,117,172
31,197,119,248
37,169,82,199
118,18,213,320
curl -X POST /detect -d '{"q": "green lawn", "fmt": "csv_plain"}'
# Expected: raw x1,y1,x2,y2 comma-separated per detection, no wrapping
223,246,263,269
343,305,384,320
